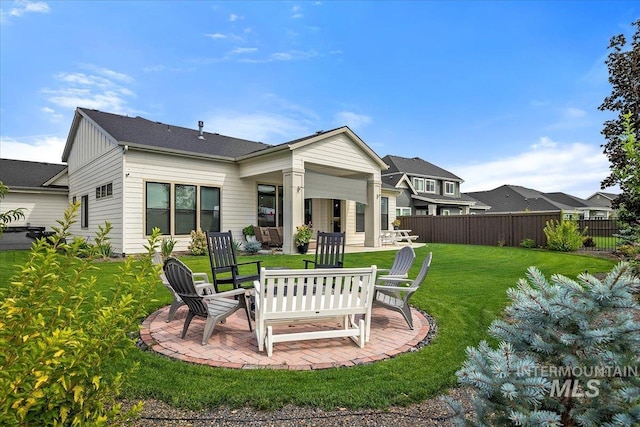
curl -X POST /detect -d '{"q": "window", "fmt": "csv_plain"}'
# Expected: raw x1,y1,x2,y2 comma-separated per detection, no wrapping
304,198,312,226
444,182,455,195
396,207,411,216
441,209,451,216
380,197,389,231
258,184,277,227
412,177,425,192
146,182,170,235
355,202,365,232
425,179,436,193
146,182,221,235
81,195,89,228
200,186,220,232
95,183,113,199
175,184,196,235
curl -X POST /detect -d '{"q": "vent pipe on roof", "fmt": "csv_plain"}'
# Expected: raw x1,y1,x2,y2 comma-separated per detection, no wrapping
198,121,205,140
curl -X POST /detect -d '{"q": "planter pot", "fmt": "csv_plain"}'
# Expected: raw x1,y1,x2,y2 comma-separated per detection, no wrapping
245,235,257,243
297,243,309,254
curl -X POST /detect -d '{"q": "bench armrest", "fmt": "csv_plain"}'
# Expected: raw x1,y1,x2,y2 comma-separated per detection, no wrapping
203,287,248,300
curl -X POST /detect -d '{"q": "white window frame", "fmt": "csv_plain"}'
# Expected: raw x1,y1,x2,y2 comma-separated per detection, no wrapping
425,179,436,193
444,181,455,195
412,177,425,192
396,207,411,216
441,209,451,216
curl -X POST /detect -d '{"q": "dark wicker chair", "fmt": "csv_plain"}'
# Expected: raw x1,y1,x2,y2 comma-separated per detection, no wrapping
206,230,261,292
303,231,346,269
163,257,252,345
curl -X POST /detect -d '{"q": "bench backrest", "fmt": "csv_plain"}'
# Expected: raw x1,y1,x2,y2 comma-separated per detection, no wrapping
254,266,377,318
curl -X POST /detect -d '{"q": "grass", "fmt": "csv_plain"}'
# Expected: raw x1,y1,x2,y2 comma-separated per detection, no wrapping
0,244,616,411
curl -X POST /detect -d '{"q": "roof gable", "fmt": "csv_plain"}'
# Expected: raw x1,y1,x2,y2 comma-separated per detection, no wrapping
382,155,462,181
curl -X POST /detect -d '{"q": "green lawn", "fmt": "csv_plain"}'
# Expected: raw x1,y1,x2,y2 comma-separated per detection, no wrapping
0,244,616,410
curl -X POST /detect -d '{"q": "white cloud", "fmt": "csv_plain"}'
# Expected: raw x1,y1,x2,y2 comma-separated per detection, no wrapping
0,135,66,163
41,106,63,121
42,66,136,114
229,13,240,22
9,0,50,17
203,111,311,143
333,111,372,130
205,33,227,39
292,5,303,19
450,137,611,198
231,47,258,54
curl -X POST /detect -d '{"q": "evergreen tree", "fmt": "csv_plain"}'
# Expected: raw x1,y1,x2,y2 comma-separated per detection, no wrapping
446,263,640,426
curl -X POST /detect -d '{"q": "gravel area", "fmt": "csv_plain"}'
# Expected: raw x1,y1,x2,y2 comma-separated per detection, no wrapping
124,387,474,427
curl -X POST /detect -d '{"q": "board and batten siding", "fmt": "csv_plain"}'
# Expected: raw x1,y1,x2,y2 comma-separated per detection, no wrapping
1,191,69,229
123,151,257,254
67,148,124,252
67,118,119,174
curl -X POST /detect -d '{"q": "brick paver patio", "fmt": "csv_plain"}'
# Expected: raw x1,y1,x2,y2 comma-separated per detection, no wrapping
140,304,430,370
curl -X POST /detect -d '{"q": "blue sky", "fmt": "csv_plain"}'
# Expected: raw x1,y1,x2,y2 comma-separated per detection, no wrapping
1,1,637,198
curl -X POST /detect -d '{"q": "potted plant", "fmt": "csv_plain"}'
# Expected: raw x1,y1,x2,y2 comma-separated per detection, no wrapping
243,225,257,242
294,224,313,254
392,219,401,230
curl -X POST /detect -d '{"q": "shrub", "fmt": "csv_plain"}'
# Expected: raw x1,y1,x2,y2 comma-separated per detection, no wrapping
520,238,536,248
243,240,262,254
161,236,177,257
188,228,207,255
0,203,160,425
242,225,255,236
582,235,596,248
543,218,585,251
445,263,640,426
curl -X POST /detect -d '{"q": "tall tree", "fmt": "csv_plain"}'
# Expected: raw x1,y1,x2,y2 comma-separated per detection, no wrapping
599,19,640,221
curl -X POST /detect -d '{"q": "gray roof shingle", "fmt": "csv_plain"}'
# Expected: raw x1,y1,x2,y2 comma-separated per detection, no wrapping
0,158,67,188
79,108,271,158
382,155,462,181
465,185,594,213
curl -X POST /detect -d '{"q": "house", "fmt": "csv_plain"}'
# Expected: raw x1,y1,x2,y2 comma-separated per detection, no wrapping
381,155,480,216
465,185,607,218
60,107,391,255
0,158,69,229
585,192,618,218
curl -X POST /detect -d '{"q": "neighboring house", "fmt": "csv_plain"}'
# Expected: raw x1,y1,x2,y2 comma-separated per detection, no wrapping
465,185,606,218
0,158,69,229
381,155,478,216
61,107,389,255
585,191,618,218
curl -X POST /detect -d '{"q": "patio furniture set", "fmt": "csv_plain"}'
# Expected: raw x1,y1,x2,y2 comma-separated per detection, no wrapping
157,230,432,357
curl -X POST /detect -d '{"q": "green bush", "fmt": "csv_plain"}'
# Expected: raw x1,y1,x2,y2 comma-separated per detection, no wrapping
582,235,596,248
161,236,177,257
520,238,536,248
188,228,207,255
243,240,262,254
543,218,585,251
0,203,160,425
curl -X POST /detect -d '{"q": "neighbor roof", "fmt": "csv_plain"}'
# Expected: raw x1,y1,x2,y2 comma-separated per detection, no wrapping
465,185,593,213
64,108,272,161
0,158,67,189
382,155,462,181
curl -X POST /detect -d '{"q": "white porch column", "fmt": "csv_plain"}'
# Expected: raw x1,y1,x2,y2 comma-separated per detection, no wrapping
364,176,381,247
282,168,305,254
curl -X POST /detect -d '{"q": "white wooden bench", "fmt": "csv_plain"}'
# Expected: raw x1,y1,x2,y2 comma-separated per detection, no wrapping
380,230,419,246
253,266,377,357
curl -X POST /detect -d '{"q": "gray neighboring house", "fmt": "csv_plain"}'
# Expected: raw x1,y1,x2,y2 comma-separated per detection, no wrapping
465,184,610,218
0,158,69,229
585,192,618,218
381,155,481,216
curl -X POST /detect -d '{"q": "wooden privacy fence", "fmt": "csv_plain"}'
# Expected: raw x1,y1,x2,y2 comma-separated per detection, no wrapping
399,213,621,250
399,212,562,248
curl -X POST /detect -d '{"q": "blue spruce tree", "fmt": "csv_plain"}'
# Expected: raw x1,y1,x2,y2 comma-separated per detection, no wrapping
446,263,640,427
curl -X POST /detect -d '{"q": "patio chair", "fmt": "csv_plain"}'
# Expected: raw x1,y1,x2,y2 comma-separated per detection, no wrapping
206,230,261,293
373,252,432,330
163,257,253,345
303,231,346,268
153,252,210,322
378,246,416,278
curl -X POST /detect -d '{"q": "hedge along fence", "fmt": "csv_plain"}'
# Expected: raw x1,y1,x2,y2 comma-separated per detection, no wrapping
399,212,622,250
399,212,562,248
